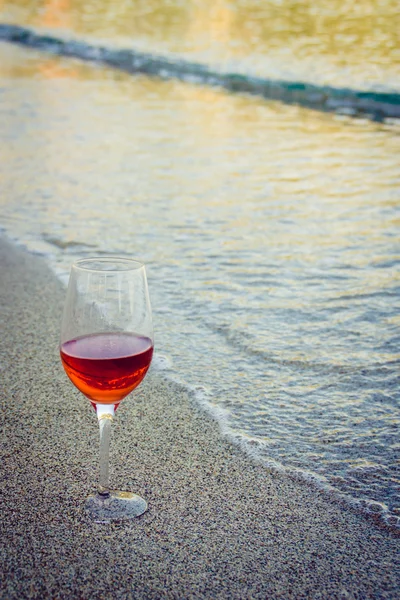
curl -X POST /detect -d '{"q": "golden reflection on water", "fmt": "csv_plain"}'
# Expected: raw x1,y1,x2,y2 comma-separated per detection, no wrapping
1,42,398,299
40,0,71,29
0,0,399,89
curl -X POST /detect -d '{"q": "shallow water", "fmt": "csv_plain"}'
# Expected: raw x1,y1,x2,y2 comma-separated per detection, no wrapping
1,0,399,92
0,38,399,530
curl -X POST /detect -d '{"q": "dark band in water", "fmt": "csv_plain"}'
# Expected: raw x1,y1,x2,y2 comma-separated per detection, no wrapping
1,23,399,121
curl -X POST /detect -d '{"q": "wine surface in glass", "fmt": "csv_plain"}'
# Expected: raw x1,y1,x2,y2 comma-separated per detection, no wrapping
60,332,153,405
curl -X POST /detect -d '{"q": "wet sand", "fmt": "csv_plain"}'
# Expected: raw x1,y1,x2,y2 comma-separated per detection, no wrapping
0,236,399,599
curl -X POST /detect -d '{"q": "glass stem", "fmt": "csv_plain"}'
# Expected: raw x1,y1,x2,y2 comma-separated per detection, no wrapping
97,405,115,498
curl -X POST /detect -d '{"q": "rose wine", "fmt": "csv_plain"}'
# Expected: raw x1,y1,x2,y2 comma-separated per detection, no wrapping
60,332,153,405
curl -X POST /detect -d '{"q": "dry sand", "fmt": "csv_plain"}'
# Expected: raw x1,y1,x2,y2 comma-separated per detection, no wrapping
0,236,399,599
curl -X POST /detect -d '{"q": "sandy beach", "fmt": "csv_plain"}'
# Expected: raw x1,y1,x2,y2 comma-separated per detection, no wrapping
0,235,398,599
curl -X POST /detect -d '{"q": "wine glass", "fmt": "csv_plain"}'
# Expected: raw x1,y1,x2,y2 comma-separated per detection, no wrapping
60,257,154,522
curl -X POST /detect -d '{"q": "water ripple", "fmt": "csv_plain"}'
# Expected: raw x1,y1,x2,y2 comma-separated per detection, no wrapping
0,23,399,121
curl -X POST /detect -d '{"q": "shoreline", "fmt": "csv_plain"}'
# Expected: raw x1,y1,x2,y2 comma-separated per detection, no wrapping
1,235,399,599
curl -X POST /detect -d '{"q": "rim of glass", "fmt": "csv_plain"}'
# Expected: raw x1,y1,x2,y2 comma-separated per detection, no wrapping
72,257,145,272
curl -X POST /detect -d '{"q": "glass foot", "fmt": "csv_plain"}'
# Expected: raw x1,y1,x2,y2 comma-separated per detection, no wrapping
85,491,148,523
